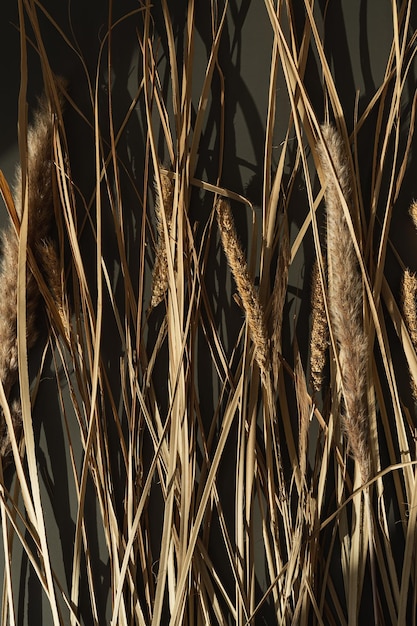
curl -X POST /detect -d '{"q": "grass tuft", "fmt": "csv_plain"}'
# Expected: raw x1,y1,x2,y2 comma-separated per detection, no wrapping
0,1,417,624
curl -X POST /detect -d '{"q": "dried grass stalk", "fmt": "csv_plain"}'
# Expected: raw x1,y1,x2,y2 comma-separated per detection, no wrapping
317,123,370,483
310,258,328,393
271,220,290,389
295,340,311,480
0,88,61,465
215,198,270,385
150,168,174,309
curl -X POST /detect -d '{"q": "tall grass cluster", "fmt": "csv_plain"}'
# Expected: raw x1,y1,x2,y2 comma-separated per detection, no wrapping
1,1,417,624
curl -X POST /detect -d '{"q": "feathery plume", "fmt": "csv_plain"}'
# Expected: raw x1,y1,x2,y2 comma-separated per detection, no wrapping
36,239,70,343
402,226,417,401
310,258,328,393
402,269,417,349
409,200,417,230
215,198,270,385
317,123,370,483
0,84,63,466
150,168,174,309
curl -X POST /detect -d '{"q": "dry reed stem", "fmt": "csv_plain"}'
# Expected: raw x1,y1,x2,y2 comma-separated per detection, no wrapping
310,258,328,393
271,220,290,390
294,340,311,480
150,168,174,309
317,123,370,483
215,198,270,386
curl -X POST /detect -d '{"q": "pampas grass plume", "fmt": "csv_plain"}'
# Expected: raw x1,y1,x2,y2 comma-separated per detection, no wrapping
0,86,62,465
402,204,417,401
317,123,370,483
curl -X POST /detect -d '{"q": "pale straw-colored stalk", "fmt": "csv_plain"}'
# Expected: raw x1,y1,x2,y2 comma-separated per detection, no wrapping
295,339,312,481
271,220,290,390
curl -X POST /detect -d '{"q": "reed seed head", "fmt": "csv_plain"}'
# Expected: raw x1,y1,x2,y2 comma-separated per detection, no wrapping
317,123,371,483
215,198,270,385
310,259,328,393
150,169,174,309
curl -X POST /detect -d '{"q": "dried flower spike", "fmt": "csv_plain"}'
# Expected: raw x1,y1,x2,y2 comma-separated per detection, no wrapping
317,123,370,483
150,168,174,309
310,258,328,393
0,85,63,466
215,198,270,386
402,265,417,401
409,200,417,230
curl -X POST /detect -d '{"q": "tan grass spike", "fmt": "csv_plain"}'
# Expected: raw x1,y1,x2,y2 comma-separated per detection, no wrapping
317,123,370,483
215,198,270,387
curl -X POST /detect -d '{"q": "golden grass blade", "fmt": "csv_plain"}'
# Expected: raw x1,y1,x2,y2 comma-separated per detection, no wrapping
0,174,17,226
271,219,290,389
0,483,16,626
170,378,242,625
188,0,228,178
398,471,417,623
294,339,312,481
15,3,63,622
